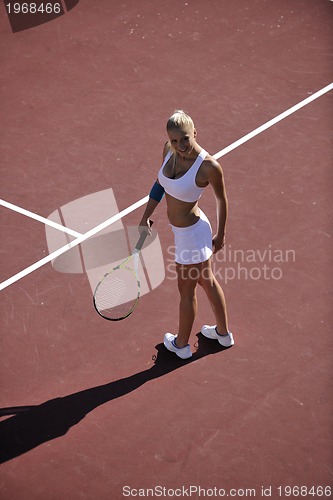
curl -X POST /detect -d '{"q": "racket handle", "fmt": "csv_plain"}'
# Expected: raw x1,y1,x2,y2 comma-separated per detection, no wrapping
135,220,153,251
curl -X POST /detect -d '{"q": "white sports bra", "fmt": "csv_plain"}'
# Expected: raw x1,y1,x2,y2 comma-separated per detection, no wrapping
158,149,208,203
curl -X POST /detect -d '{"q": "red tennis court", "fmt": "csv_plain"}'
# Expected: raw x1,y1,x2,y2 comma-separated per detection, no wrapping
1,1,332,499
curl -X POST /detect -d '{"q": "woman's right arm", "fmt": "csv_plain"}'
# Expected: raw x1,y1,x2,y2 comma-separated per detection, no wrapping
138,143,169,231
139,194,160,232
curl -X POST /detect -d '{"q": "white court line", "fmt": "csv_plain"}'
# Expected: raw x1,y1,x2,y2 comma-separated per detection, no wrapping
0,196,149,291
213,82,333,159
1,82,332,292
0,199,82,238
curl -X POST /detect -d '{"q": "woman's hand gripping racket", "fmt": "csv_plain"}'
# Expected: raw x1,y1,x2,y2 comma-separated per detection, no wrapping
93,222,153,321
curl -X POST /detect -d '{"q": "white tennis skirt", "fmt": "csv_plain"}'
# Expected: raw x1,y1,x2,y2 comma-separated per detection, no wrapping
171,210,213,265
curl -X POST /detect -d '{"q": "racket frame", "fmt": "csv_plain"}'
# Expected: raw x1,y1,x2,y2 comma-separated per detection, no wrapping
93,222,153,321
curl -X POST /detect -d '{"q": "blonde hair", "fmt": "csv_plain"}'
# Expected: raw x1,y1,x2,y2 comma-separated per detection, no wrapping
166,109,195,131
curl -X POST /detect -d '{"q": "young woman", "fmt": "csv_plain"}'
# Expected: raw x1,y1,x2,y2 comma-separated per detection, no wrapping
139,110,234,359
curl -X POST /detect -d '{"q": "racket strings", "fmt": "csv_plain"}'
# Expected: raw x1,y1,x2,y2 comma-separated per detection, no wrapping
94,267,139,320
96,275,126,309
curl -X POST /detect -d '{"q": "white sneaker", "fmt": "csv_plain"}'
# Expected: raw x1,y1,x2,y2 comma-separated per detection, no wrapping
163,333,193,359
201,325,234,347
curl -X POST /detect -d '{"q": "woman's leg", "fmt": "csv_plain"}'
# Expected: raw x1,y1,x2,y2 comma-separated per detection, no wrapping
175,262,202,348
198,258,229,334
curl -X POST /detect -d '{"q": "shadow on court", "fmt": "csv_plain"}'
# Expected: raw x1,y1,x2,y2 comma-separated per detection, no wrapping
0,334,231,463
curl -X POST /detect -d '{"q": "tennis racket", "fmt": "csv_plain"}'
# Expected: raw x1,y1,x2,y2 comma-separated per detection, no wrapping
93,222,153,320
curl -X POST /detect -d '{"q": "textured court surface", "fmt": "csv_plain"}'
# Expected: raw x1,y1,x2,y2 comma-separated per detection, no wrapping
0,1,332,499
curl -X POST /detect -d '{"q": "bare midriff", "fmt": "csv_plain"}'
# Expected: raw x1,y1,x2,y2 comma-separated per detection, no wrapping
165,193,201,227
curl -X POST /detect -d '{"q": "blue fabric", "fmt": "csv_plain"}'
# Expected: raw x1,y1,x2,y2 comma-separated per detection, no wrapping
149,181,165,202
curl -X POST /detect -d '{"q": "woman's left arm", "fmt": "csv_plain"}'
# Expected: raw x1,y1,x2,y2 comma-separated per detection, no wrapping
206,159,228,253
